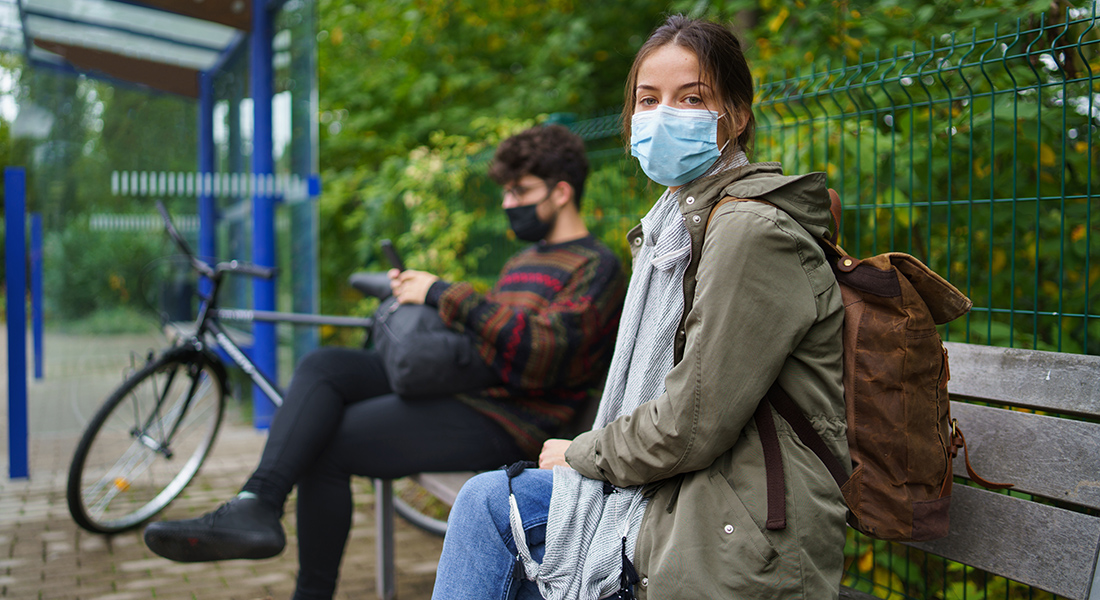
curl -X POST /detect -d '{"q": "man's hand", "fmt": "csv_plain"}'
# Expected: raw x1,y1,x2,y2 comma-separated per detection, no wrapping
389,269,439,305
539,439,573,470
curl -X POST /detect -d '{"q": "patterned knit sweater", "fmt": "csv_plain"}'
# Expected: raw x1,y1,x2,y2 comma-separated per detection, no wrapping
424,235,626,456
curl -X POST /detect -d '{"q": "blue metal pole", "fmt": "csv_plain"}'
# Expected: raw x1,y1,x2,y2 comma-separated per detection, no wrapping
198,71,216,298
250,1,277,428
5,167,29,479
31,213,43,380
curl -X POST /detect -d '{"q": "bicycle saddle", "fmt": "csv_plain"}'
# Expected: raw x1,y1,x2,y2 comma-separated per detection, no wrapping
348,271,393,299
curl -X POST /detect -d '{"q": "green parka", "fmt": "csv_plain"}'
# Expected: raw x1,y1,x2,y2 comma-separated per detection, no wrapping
565,163,850,599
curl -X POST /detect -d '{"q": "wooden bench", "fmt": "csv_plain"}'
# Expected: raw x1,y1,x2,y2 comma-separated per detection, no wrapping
842,341,1100,599
375,342,1100,599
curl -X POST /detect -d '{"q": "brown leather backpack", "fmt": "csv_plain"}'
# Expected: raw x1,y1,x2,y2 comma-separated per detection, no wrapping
711,191,1011,542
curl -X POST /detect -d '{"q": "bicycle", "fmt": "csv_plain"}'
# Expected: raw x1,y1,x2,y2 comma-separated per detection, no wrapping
66,201,445,536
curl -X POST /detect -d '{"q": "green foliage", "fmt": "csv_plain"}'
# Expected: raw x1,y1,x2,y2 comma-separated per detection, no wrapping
669,0,1057,77
41,222,176,323
316,0,670,171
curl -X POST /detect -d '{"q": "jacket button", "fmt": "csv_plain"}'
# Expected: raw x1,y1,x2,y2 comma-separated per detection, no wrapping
724,524,734,534
686,196,695,204
692,215,701,223
641,577,649,587
634,237,642,246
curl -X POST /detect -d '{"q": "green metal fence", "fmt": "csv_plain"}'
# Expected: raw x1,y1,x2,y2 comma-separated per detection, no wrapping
754,8,1099,358
748,7,1098,600
556,6,1098,600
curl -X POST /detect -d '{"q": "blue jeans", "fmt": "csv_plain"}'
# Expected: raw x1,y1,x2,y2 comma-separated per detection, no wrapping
432,468,553,600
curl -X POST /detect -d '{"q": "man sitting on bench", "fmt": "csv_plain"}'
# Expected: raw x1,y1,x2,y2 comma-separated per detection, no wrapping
143,124,627,600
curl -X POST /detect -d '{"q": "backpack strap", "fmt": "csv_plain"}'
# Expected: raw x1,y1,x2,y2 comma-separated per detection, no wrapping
755,383,850,531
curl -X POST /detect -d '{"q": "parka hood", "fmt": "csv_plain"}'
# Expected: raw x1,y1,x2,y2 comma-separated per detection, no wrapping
679,162,834,240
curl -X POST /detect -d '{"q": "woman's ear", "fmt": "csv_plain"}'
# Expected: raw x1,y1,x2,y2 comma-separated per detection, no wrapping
731,106,750,140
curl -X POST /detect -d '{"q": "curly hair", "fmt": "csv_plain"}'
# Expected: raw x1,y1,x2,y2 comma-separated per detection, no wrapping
488,124,589,209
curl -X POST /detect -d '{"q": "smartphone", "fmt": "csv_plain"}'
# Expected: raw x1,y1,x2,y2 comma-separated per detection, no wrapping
380,239,405,272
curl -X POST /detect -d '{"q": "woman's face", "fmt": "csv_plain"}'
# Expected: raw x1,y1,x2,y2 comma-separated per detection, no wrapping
634,44,729,148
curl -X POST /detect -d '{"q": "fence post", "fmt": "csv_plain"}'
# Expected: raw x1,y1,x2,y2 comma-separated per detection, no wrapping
250,0,277,429
5,166,29,479
31,213,43,380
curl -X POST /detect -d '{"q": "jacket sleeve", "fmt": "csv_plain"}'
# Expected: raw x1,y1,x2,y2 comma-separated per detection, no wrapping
566,206,820,487
435,254,624,391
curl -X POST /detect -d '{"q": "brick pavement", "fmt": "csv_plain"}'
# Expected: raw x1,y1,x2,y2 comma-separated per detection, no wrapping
1,326,444,599
0,422,444,600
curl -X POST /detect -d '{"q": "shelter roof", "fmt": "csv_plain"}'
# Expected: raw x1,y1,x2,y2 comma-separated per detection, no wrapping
0,0,252,97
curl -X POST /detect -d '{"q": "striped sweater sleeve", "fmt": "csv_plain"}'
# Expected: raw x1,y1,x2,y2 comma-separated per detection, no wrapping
435,240,625,393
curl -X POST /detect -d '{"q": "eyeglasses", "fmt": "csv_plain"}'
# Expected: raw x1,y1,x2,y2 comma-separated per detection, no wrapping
503,180,552,199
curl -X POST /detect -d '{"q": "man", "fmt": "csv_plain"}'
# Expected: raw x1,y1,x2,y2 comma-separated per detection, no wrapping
143,124,626,600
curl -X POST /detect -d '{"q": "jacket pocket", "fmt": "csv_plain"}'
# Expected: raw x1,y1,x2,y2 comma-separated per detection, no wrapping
708,470,779,566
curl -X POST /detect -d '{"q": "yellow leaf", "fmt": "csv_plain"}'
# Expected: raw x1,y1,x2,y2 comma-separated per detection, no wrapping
1042,280,1059,298
1040,143,1056,166
1076,142,1089,154
992,248,1007,272
857,550,874,572
851,9,861,18
1071,224,1086,243
768,7,790,33
331,27,343,45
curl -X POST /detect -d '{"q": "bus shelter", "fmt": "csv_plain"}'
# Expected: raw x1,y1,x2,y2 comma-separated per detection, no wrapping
2,0,321,478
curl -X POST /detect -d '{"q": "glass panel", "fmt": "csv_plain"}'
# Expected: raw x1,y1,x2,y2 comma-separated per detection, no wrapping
25,0,237,48
4,64,203,451
0,0,22,52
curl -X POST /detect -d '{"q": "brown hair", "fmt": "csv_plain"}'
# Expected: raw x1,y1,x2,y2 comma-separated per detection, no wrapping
621,15,756,157
489,124,590,209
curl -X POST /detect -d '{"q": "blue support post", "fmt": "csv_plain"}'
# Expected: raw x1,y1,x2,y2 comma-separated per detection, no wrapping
31,213,43,380
250,1,277,428
198,72,216,298
5,167,29,479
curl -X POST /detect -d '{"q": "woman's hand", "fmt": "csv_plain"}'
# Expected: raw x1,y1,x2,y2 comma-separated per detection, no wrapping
389,269,439,305
539,439,573,470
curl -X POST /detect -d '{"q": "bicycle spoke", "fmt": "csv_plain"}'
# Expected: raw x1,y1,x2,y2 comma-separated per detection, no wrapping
68,353,226,533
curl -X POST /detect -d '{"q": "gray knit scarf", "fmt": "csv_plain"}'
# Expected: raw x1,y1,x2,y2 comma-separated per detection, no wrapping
509,150,750,600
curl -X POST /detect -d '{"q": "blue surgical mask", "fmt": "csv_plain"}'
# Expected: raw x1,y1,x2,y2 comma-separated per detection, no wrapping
630,105,724,187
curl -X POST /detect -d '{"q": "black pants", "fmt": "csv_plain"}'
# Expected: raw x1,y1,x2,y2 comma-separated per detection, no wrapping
240,347,524,600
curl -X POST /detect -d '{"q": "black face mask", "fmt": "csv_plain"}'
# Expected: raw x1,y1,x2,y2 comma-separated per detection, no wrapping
505,195,555,242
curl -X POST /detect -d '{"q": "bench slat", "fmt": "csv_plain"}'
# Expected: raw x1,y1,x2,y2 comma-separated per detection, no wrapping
411,472,476,507
950,402,1100,510
908,485,1100,600
945,342,1100,417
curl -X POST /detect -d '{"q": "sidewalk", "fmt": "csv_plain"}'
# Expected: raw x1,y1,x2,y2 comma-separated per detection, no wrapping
1,327,443,599
0,423,443,600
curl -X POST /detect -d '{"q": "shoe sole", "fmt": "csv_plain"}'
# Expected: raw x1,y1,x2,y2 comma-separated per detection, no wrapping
144,524,285,562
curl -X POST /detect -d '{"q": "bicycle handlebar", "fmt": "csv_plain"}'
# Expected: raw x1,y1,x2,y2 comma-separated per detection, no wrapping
155,200,276,282
214,260,277,279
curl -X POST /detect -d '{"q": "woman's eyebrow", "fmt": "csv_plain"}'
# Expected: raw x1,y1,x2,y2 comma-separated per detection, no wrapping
635,81,713,93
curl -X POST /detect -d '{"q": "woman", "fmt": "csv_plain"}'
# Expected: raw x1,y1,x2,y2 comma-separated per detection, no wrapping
432,16,849,600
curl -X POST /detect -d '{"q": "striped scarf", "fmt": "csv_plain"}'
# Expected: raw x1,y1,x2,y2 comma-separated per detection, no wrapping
510,150,750,600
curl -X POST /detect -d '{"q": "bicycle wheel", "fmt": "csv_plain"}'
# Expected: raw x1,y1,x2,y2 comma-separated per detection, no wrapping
393,480,450,537
67,346,227,534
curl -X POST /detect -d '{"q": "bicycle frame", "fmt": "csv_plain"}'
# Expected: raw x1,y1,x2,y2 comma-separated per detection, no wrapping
200,309,374,409
155,200,374,411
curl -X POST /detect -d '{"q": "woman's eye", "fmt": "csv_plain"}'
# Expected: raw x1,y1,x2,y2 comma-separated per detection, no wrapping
639,98,657,106
685,96,703,105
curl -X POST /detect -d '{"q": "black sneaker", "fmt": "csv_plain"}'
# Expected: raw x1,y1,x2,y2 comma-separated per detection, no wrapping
143,496,286,562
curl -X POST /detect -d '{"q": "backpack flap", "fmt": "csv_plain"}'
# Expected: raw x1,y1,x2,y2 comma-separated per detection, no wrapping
888,253,973,325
